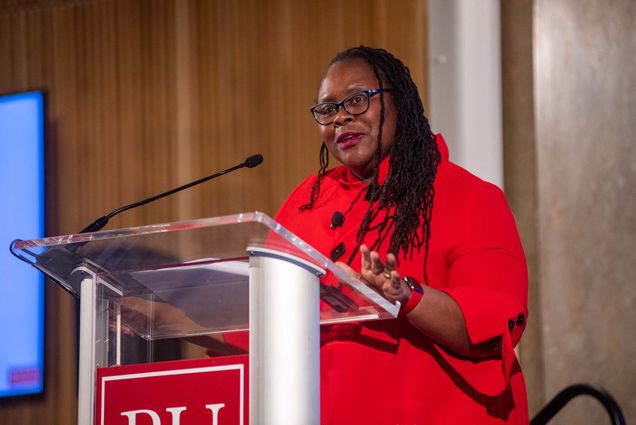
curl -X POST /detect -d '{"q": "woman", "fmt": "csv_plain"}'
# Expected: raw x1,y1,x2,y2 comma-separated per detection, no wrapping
275,46,529,424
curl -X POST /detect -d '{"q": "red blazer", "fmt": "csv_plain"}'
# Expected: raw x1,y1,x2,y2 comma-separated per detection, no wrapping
274,134,529,424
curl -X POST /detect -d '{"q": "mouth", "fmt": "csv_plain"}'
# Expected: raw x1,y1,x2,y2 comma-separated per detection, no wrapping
336,132,363,149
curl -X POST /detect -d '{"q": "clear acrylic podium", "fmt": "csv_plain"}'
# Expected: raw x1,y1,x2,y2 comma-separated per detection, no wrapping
11,212,398,425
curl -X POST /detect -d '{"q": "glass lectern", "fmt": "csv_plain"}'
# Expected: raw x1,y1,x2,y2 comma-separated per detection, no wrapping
11,212,398,425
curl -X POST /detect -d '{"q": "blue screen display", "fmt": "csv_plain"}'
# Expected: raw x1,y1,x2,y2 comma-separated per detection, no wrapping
0,91,45,397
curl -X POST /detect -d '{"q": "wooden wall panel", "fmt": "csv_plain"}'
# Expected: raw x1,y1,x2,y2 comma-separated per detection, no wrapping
0,1,428,423
187,0,429,221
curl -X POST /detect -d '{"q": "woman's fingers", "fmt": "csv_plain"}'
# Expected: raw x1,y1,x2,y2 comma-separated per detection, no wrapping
385,253,397,272
370,250,386,274
389,269,401,290
360,244,372,270
361,245,387,274
337,250,407,305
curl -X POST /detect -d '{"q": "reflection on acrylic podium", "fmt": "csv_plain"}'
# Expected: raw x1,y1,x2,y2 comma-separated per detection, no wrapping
12,212,398,425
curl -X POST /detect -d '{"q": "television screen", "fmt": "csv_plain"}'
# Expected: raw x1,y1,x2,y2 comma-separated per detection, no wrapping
0,91,45,397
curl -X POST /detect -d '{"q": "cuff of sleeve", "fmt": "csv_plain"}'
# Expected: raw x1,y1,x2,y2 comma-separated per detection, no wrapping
400,288,422,316
436,287,527,396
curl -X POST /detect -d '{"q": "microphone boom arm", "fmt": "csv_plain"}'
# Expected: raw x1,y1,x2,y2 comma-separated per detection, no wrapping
79,154,262,233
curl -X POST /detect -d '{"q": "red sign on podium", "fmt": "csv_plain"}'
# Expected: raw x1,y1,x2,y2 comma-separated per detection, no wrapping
96,355,248,425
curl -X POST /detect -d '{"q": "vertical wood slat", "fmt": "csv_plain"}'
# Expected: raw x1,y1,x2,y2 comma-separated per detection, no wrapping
174,0,195,221
0,1,428,423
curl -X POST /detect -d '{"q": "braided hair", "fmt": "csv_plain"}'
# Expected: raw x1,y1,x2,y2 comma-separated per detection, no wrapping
302,46,440,277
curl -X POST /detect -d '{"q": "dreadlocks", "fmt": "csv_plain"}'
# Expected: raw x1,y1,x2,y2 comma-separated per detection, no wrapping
302,46,440,277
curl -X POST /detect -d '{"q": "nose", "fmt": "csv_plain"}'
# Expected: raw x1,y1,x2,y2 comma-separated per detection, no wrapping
333,105,354,127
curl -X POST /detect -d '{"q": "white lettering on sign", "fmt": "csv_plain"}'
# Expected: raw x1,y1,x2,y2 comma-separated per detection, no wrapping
121,409,161,425
205,403,226,424
121,404,226,425
166,406,187,425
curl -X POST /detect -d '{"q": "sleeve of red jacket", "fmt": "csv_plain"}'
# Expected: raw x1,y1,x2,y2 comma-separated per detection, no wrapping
437,182,528,397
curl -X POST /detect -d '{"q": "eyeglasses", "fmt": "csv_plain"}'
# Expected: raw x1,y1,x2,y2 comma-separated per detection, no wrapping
310,88,394,125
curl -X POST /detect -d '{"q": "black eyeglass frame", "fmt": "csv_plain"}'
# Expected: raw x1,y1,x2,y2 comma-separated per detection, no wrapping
309,88,394,125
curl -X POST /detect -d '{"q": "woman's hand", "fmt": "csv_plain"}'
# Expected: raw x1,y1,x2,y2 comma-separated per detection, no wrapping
337,244,410,306
338,245,494,357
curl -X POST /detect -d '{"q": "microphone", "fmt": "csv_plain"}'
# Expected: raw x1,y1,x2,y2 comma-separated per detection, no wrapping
79,154,264,233
245,154,263,168
330,211,345,229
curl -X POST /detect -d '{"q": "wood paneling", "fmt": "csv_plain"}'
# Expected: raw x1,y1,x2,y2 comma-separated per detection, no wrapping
0,1,428,423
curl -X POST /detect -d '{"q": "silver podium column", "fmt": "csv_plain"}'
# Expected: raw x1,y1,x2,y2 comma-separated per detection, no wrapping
248,247,324,425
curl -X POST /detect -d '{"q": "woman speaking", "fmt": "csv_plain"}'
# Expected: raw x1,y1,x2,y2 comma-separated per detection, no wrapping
274,46,529,424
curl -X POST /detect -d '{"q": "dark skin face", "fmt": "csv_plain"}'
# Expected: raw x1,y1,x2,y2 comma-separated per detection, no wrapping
316,58,397,183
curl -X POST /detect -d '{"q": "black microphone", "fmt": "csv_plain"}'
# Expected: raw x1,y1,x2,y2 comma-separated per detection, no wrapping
245,154,263,168
330,211,345,229
79,154,264,233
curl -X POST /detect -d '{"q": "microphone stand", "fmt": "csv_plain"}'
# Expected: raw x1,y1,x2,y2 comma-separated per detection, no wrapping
80,154,263,233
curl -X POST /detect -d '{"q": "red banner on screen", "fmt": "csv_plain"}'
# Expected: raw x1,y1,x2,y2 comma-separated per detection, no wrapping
96,355,248,425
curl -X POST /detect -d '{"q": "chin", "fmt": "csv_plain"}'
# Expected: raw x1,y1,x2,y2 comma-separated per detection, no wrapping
337,154,367,168
342,162,374,179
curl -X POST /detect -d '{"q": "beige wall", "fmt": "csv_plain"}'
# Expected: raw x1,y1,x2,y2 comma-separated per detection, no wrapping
0,0,428,423
501,0,544,416
504,0,635,423
534,0,636,423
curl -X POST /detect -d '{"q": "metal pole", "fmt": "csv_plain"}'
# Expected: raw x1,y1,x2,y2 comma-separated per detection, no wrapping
248,247,324,425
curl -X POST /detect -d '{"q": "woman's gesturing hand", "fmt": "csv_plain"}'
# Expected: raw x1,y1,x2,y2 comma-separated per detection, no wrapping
337,244,410,306
359,244,410,305
336,245,489,356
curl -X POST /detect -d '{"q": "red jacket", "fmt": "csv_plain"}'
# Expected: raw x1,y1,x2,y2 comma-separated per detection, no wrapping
274,134,529,424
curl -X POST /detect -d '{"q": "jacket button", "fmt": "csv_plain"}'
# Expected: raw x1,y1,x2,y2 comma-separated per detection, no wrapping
330,242,346,262
516,313,525,326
